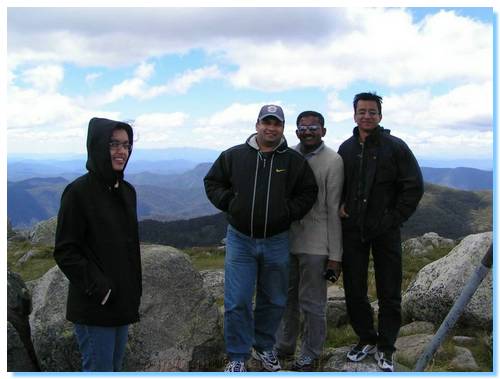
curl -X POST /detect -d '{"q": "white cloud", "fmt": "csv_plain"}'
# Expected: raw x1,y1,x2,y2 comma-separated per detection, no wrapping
323,84,493,159
167,66,221,94
135,62,155,80
191,102,300,150
85,72,102,85
133,112,189,146
384,82,492,131
8,8,491,91
5,8,493,159
327,92,353,123
223,8,492,91
95,64,221,105
21,64,64,93
7,67,121,154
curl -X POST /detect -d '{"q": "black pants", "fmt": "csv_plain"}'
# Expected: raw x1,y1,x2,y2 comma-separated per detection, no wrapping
342,227,402,354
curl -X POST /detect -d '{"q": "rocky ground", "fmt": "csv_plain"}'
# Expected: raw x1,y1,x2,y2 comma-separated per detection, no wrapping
7,218,493,372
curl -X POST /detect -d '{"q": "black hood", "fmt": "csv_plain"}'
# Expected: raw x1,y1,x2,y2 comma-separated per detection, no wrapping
85,117,133,187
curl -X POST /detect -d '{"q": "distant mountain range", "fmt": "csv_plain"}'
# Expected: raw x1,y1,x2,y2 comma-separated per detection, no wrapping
420,167,493,191
7,163,219,228
7,158,493,229
139,182,492,247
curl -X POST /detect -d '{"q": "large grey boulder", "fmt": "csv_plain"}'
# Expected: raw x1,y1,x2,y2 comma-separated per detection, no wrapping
8,270,39,371
326,285,348,327
403,232,455,257
399,321,435,336
29,217,57,246
200,269,225,301
128,245,223,371
8,321,39,372
28,267,80,371
394,334,444,368
450,346,479,371
402,232,492,329
29,244,224,372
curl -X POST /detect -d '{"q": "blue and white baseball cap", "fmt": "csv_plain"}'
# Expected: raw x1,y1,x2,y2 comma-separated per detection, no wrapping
257,104,285,123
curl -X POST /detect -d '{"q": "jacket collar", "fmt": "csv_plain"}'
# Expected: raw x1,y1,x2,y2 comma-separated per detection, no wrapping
294,141,325,159
352,125,390,145
246,133,288,153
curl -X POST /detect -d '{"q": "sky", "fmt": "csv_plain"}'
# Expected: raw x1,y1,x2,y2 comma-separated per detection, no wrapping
5,6,495,164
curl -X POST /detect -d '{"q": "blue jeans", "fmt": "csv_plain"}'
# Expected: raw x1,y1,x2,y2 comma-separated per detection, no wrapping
224,225,289,361
74,324,129,372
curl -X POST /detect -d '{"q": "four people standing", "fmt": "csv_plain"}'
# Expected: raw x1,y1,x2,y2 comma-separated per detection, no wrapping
53,94,423,372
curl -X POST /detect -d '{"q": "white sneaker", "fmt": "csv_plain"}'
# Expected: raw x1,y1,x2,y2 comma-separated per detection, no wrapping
346,342,377,362
251,349,281,371
375,350,394,372
224,360,247,372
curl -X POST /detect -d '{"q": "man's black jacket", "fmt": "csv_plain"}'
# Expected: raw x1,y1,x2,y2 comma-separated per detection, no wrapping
338,126,424,240
54,118,142,326
204,134,318,238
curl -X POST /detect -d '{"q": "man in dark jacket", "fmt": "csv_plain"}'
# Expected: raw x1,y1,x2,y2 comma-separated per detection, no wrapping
54,118,141,372
338,93,423,372
204,104,318,372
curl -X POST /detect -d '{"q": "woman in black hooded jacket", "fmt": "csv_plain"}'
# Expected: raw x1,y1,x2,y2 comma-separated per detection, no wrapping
54,117,141,372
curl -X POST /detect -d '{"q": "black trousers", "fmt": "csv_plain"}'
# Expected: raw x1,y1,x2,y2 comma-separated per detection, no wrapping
342,226,402,354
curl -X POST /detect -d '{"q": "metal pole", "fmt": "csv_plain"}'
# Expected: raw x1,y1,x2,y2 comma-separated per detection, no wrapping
414,243,493,372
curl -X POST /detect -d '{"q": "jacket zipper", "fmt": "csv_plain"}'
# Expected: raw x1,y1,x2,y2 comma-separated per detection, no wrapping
250,153,259,238
263,154,275,238
358,141,366,242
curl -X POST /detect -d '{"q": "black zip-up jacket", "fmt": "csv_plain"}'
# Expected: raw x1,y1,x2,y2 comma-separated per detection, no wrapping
338,126,423,240
204,134,318,238
54,118,142,326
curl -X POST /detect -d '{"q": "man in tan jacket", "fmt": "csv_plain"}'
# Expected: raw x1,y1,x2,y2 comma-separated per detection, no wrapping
275,110,344,370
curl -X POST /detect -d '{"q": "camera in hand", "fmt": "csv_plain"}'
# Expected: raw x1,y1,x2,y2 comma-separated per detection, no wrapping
323,269,338,283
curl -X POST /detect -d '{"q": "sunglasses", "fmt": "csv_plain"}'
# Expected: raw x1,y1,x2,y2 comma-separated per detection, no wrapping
297,125,321,133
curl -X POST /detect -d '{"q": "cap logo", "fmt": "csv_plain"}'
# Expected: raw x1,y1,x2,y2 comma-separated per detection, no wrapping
267,105,278,113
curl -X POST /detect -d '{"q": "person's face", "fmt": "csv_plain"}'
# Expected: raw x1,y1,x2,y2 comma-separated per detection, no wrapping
354,100,382,134
109,129,130,172
296,115,325,148
255,116,284,146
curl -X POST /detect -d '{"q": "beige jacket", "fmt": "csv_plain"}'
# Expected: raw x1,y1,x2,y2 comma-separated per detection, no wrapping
289,143,344,261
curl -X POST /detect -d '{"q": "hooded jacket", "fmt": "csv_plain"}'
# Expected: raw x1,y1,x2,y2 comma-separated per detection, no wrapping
204,133,318,238
54,117,142,326
338,126,423,241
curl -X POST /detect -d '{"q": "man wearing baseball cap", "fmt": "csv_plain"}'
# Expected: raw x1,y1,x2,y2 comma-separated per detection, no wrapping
204,104,318,372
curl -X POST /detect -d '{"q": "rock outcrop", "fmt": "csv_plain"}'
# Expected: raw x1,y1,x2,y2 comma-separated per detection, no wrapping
402,232,455,257
7,270,39,371
29,244,224,372
200,269,224,301
326,285,348,327
29,216,57,246
402,232,492,329
8,321,39,372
